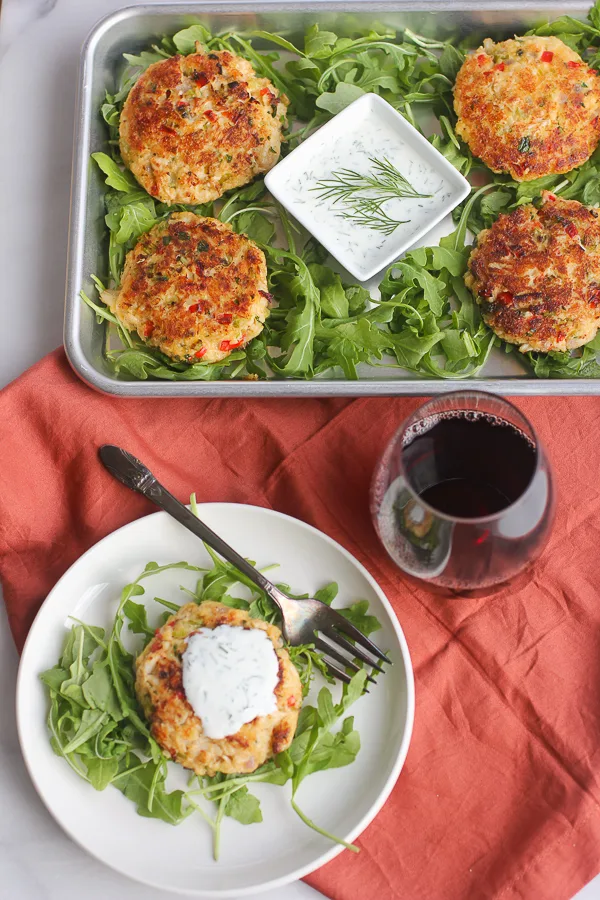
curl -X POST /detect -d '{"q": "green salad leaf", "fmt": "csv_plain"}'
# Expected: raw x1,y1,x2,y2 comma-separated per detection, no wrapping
91,152,138,193
41,497,384,859
172,24,212,54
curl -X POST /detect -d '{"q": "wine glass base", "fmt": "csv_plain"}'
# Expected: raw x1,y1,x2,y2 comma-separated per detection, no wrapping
399,560,538,599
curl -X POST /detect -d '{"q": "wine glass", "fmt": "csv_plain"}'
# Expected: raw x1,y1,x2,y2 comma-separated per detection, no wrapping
370,391,555,596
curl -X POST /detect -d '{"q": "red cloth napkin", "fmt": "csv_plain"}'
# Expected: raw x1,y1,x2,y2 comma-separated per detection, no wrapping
2,348,600,900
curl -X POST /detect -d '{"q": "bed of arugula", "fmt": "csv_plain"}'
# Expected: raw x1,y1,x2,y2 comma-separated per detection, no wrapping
83,3,600,381
40,497,382,858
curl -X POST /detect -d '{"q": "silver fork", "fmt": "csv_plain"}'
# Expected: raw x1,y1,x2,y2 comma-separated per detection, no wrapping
99,445,390,685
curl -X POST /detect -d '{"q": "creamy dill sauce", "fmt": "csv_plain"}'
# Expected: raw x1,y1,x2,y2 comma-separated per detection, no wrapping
182,625,279,739
285,118,455,279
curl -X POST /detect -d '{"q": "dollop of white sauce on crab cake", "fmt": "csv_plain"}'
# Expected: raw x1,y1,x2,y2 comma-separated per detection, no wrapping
182,625,279,739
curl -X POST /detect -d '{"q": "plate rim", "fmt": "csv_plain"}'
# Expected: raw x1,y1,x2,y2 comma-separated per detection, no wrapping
16,502,415,897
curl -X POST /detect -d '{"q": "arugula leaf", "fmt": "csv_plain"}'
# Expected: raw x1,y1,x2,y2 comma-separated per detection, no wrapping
345,284,370,314
320,318,393,379
82,661,123,720
390,257,448,316
438,43,464,79
86,756,120,791
61,623,101,669
471,189,510,230
429,133,471,175
40,666,70,692
224,786,263,824
316,82,365,114
116,759,189,825
264,247,321,377
108,347,246,382
248,30,305,56
388,329,445,370
286,671,366,851
304,25,339,59
529,15,599,38
123,600,154,638
92,152,138,193
339,600,382,636
228,207,275,245
378,195,500,379
309,265,349,318
314,582,338,606
101,93,120,136
296,716,361,776
172,24,211,54
105,196,157,245
526,333,600,378
428,245,470,277
62,709,108,754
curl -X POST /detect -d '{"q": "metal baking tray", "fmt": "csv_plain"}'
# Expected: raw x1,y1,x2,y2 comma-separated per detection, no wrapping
64,1,600,396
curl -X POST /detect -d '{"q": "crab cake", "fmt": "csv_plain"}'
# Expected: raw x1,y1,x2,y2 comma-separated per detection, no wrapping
119,49,288,204
454,36,600,181
465,193,600,353
103,212,270,363
135,602,302,776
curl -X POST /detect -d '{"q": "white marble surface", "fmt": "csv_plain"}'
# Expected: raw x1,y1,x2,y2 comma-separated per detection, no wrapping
0,1,598,898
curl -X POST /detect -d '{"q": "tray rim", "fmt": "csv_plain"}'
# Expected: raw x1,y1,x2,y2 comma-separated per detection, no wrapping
64,0,600,397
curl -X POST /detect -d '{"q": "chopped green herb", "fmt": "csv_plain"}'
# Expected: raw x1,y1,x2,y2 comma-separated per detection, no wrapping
518,136,531,153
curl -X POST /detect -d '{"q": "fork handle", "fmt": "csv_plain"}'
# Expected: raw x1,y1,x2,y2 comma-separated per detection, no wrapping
98,444,284,606
147,483,283,600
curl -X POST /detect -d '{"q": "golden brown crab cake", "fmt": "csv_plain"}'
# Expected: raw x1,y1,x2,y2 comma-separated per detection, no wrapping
454,36,600,181
465,193,600,353
119,49,288,204
135,602,302,776
102,212,270,363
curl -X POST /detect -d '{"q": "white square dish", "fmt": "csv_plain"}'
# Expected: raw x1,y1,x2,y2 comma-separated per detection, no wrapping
265,93,471,282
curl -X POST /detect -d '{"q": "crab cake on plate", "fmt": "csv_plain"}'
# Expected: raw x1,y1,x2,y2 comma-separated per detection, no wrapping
119,49,288,204
465,192,600,353
135,602,302,776
102,212,270,363
454,36,600,181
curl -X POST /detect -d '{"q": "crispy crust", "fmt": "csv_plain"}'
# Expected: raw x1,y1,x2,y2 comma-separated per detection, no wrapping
104,212,269,363
466,193,600,352
135,602,302,776
454,36,600,181
119,49,288,204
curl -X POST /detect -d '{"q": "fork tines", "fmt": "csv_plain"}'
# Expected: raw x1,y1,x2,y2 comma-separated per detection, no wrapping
315,608,391,686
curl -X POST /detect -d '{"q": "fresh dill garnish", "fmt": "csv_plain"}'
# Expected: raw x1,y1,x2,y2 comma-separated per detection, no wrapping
313,156,432,234
339,197,409,235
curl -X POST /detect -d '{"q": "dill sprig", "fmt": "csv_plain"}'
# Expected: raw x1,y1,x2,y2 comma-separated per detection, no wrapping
340,198,409,235
312,156,432,235
315,157,431,204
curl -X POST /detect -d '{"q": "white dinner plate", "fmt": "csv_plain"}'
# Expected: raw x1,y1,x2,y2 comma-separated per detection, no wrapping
16,503,414,896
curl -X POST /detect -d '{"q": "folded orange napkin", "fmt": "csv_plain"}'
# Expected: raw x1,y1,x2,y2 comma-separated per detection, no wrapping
2,348,600,900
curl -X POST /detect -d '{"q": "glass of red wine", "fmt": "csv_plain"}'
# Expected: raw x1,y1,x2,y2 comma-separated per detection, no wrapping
370,391,555,596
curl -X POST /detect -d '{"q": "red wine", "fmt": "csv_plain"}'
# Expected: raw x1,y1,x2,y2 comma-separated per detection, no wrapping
372,406,553,595
404,412,537,518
